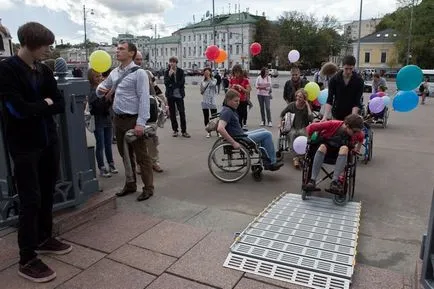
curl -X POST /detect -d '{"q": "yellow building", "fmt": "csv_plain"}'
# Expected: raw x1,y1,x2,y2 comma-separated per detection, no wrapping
353,28,402,71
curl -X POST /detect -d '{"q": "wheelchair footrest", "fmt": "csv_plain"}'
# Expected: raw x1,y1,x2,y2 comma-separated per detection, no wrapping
324,188,345,196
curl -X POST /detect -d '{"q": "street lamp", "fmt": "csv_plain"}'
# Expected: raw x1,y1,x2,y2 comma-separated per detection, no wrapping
150,24,157,68
83,4,94,63
356,0,363,72
406,0,415,65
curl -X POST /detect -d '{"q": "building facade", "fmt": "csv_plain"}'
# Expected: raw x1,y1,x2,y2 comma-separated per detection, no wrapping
0,19,13,60
59,45,119,67
147,12,264,70
352,28,401,70
344,18,382,41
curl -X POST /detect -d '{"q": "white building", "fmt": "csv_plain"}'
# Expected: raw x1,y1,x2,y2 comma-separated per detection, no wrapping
0,19,13,59
344,18,382,41
149,35,181,69
59,45,118,67
176,12,264,70
112,33,151,61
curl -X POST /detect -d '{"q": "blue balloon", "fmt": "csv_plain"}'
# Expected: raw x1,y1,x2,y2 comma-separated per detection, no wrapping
392,91,419,112
318,89,328,105
396,65,423,91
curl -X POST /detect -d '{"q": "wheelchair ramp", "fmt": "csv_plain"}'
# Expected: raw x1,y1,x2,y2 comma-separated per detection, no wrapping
223,192,361,289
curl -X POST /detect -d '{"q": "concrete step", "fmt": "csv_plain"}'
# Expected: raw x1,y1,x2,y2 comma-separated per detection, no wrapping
52,187,116,236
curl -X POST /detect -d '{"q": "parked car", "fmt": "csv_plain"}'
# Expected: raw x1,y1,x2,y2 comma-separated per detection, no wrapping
384,71,398,79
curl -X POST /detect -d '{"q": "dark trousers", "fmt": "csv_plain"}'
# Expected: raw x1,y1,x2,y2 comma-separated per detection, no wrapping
237,101,248,126
114,115,154,191
11,141,60,265
202,108,217,127
94,126,114,169
167,97,187,133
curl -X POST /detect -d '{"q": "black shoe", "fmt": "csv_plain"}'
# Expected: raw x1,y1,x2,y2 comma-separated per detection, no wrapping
172,131,179,137
35,238,72,255
116,184,137,197
18,258,56,283
268,161,284,171
303,180,316,191
330,180,344,195
136,190,154,202
182,132,191,138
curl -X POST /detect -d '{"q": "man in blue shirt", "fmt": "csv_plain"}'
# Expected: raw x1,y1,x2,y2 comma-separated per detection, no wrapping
217,89,283,171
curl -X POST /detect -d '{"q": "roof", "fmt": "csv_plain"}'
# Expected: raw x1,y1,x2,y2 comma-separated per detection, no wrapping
153,35,180,45
359,28,398,43
178,12,264,31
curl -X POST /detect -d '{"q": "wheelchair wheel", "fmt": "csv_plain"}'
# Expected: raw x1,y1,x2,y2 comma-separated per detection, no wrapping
382,109,389,128
333,194,348,206
208,143,251,183
368,134,373,161
252,166,263,182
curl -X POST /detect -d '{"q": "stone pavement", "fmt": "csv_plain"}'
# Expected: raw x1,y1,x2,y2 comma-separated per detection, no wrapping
0,198,413,289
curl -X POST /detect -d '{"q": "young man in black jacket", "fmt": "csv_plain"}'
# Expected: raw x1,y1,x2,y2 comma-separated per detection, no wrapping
283,67,308,104
0,22,70,283
322,55,364,121
164,56,190,138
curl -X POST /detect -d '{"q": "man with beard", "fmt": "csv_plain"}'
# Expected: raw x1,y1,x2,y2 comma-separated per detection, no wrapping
283,67,308,104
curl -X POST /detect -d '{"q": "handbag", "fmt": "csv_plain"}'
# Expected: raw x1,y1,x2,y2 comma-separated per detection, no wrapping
282,112,295,134
84,101,95,133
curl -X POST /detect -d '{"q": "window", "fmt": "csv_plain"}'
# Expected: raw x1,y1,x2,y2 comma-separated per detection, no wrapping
381,52,387,63
198,62,201,68
183,62,186,68
229,45,233,54
165,48,168,56
188,62,191,68
236,45,240,55
193,47,196,55
0,35,4,51
188,47,191,56
364,52,370,63
199,46,202,55
194,35,196,41
183,36,186,41
199,34,201,40
188,35,191,41
183,47,186,57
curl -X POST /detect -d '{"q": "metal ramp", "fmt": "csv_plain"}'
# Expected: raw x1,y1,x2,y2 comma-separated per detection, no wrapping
223,192,361,289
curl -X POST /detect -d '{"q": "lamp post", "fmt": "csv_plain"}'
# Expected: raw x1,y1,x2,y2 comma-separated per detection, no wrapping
151,24,157,68
83,5,94,63
356,0,363,72
406,0,415,65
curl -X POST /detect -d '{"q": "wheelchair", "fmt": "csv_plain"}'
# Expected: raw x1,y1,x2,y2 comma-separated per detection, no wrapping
361,121,374,164
364,103,390,128
301,140,358,206
208,135,272,183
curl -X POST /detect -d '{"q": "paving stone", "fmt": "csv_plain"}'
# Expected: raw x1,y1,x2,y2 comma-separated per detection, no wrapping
245,274,308,289
0,232,18,271
185,207,254,234
234,277,286,289
146,273,216,289
351,263,406,289
108,244,177,275
0,256,81,289
52,241,106,269
61,212,161,253
167,232,244,289
57,258,155,289
129,220,209,257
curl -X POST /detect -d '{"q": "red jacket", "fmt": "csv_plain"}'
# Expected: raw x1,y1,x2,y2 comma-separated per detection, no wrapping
230,77,250,102
306,120,364,144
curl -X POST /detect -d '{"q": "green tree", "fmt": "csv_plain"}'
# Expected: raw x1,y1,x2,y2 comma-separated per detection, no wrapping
251,18,279,70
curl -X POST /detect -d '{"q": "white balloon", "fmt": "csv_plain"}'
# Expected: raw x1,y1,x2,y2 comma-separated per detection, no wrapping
293,136,308,155
288,50,300,63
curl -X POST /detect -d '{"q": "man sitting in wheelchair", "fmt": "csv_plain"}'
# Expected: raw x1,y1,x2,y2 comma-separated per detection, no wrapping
217,89,284,171
303,114,364,194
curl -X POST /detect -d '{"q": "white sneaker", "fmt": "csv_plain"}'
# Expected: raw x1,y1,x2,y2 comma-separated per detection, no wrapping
260,121,265,126
268,122,273,127
206,133,211,138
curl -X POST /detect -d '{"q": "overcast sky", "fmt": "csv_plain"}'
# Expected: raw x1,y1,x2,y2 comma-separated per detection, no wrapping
0,0,399,45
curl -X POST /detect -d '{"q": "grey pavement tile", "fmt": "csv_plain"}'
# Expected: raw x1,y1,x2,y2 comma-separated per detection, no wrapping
167,232,244,289
245,274,310,289
108,244,177,276
351,263,406,289
146,273,217,289
57,258,155,289
0,232,19,271
61,212,161,253
129,220,209,257
234,277,287,289
185,207,255,234
116,194,207,222
0,256,81,289
52,241,106,269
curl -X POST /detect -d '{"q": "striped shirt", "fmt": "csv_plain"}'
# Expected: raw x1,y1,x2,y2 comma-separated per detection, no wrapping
96,61,150,126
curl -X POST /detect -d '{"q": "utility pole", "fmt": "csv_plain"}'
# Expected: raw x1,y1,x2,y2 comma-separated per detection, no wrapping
356,0,363,71
152,24,157,68
240,3,244,69
83,5,88,63
212,0,216,45
406,0,415,65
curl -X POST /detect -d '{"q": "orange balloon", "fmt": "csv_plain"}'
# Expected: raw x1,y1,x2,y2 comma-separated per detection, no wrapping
215,49,227,63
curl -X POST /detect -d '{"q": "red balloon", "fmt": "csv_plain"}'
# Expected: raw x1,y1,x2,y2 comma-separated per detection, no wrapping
250,42,262,56
205,45,220,61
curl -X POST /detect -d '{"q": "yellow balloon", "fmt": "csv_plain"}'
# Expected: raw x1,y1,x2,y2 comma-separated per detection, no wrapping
89,50,112,73
304,82,320,101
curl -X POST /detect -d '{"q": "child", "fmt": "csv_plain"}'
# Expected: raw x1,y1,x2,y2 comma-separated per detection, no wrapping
367,85,387,121
304,114,364,194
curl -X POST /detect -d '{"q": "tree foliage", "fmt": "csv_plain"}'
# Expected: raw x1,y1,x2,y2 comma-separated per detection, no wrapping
377,0,434,68
251,11,344,70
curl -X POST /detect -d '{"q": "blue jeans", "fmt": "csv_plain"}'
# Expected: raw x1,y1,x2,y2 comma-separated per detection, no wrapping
94,126,114,169
246,128,276,164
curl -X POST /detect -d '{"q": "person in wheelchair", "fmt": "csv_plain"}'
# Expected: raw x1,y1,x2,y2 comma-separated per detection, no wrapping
304,114,364,194
279,88,313,168
366,85,387,122
217,89,284,171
